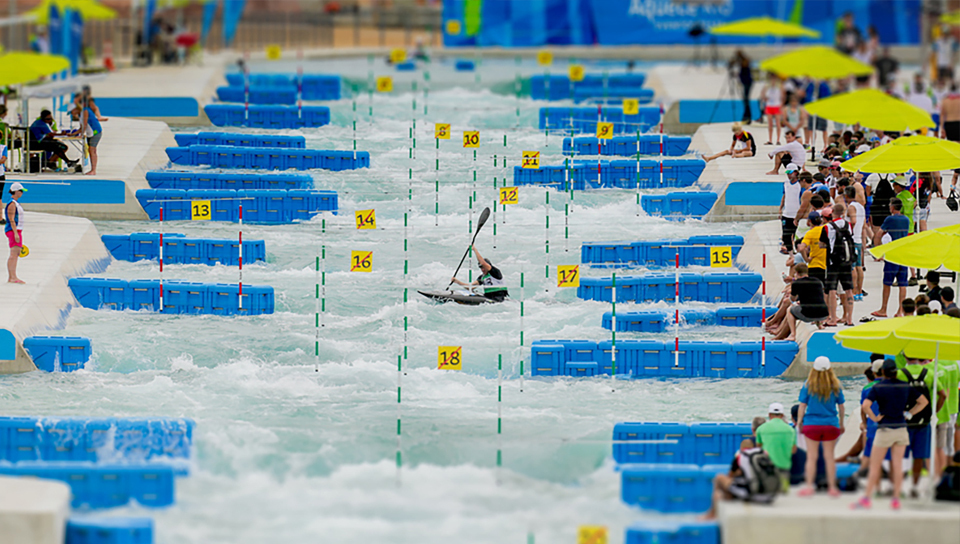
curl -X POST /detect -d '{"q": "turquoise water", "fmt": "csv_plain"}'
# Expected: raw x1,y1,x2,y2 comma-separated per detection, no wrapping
1,57,864,543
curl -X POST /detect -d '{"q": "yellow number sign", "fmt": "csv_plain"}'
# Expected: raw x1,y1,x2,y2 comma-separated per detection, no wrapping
350,251,373,272
446,20,462,36
390,48,407,63
463,131,480,148
596,122,614,140
438,346,462,370
522,151,540,169
376,76,393,93
557,265,580,288
435,123,451,140
710,246,733,267
622,98,640,115
499,187,519,205
265,44,282,60
577,526,607,544
355,209,376,230
191,200,211,221
537,50,553,66
569,64,585,82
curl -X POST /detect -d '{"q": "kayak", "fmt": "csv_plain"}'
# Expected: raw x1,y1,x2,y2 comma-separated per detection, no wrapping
417,290,496,305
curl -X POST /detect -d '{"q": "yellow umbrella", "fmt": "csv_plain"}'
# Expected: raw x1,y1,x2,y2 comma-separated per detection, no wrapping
839,135,960,173
835,314,960,360
804,89,935,131
868,224,960,272
709,16,820,39
760,45,874,79
28,0,117,24
941,11,960,26
0,52,70,87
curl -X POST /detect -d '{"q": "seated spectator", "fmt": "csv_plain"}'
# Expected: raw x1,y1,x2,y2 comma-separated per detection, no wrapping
936,451,960,501
775,263,828,341
756,403,797,492
942,287,957,311
901,298,917,316
699,440,781,520
704,122,756,162
925,270,942,303
29,109,79,170
766,130,807,175
853,358,930,510
752,416,767,439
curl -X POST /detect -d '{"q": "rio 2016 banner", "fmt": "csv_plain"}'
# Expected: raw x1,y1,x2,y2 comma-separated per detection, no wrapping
442,0,919,47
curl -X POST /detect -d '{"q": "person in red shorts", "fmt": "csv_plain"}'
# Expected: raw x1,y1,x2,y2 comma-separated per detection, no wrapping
797,356,845,497
5,181,26,284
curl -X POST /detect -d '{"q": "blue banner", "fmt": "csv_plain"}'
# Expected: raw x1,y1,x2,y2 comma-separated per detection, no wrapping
60,8,72,68
70,11,83,74
143,0,157,45
201,0,219,46
48,4,61,56
222,0,246,46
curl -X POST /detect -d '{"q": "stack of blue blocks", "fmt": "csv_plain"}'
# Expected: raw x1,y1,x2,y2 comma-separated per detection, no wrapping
539,106,661,135
68,278,275,315
581,235,744,268
204,104,331,129
625,520,719,544
21,336,92,372
602,306,779,332
173,132,306,149
455,60,475,71
216,85,298,105
512,159,705,190
66,517,154,544
531,74,648,102
224,73,342,100
165,145,370,171
529,339,798,378
576,271,762,304
102,233,266,266
146,171,313,190
562,135,692,157
641,192,718,218
135,189,338,223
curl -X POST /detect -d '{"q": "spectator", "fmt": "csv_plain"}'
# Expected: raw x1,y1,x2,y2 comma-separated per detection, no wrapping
898,355,947,497
852,42,873,88
915,172,935,233
703,122,756,162
803,79,831,150
874,46,899,88
819,202,856,327
699,440,780,520
798,213,827,286
925,270,942,304
907,75,935,116
843,186,866,300
901,297,917,316
778,164,802,253
917,305,933,316
935,357,960,478
871,199,910,318
4,182,26,284
793,173,816,230
766,130,806,175
797,356,845,497
775,263,828,341
29,110,79,170
933,26,958,83
835,12,862,54
942,286,956,312
761,73,785,145
940,83,960,191
935,451,960,501
752,416,767,438
730,50,754,123
869,175,896,232
891,176,916,235
756,402,797,491
781,95,807,138
929,300,943,314
947,307,960,318
853,358,929,510
853,357,886,473
78,86,106,176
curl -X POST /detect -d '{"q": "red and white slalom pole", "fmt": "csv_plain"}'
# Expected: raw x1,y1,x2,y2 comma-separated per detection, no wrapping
659,103,665,187
159,207,164,311
238,205,244,312
761,253,766,369
674,252,680,368
297,50,304,120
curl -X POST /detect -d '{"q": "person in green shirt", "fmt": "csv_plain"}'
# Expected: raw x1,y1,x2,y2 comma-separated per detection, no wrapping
755,402,797,492
892,177,916,233
935,360,960,478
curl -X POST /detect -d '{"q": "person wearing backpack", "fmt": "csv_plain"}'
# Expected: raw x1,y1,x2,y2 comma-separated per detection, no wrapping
797,356,846,497
853,358,930,510
897,355,948,497
819,202,856,327
699,441,781,520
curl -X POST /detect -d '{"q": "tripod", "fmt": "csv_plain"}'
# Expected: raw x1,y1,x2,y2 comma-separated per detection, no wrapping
704,66,746,125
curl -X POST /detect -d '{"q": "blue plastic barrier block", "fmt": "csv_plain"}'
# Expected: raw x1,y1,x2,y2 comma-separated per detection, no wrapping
689,423,753,466
395,61,417,71
0,463,176,509
715,306,776,328
22,336,91,373
66,516,154,544
531,343,564,376
613,422,689,464
699,341,733,378
621,464,705,512
763,340,799,377
564,361,598,377
238,190,287,224
0,417,41,462
455,60,475,71
729,341,762,377
594,340,632,376
68,278,128,311
128,280,160,311
129,234,162,261
625,521,719,544
661,340,700,377
160,282,208,315
102,235,131,261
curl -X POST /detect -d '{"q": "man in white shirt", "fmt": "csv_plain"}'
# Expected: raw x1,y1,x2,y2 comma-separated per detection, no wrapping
842,186,866,301
934,28,958,83
766,130,806,175
779,164,802,253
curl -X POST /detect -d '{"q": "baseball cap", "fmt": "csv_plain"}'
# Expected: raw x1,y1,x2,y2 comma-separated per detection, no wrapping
892,175,910,187
871,359,885,373
813,356,831,371
818,158,832,168
768,402,785,415
855,144,871,154
8,182,26,193
929,300,943,313
831,161,842,168
808,210,821,222
881,358,898,374
785,163,799,173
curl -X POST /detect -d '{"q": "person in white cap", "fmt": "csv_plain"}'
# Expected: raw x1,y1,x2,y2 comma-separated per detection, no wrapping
4,181,26,284
756,402,797,491
766,130,806,175
797,356,845,497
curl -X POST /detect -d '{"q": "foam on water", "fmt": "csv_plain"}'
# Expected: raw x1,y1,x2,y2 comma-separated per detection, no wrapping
0,57,865,543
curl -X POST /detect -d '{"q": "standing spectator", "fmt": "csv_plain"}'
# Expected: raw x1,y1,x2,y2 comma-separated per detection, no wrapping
792,173,816,227
0,130,7,216
853,358,929,510
935,358,960,478
869,175,896,234
79,87,106,176
916,172,934,232
852,42,873,88
866,26,880,59
898,355,946,497
4,182,26,284
781,95,807,139
775,263,828,341
835,12,862,54
797,356,845,497
842,186,866,300
871,199,910,318
907,75,936,118
756,402,797,491
730,50,754,123
940,84,960,192
803,79,831,151
761,73,785,145
892,176,916,235
778,164,802,253
855,357,885,473
933,26,958,83
820,202,856,327
798,211,828,285
766,131,806,175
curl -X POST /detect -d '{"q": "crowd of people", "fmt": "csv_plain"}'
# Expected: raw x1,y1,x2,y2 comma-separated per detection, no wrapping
701,355,960,518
